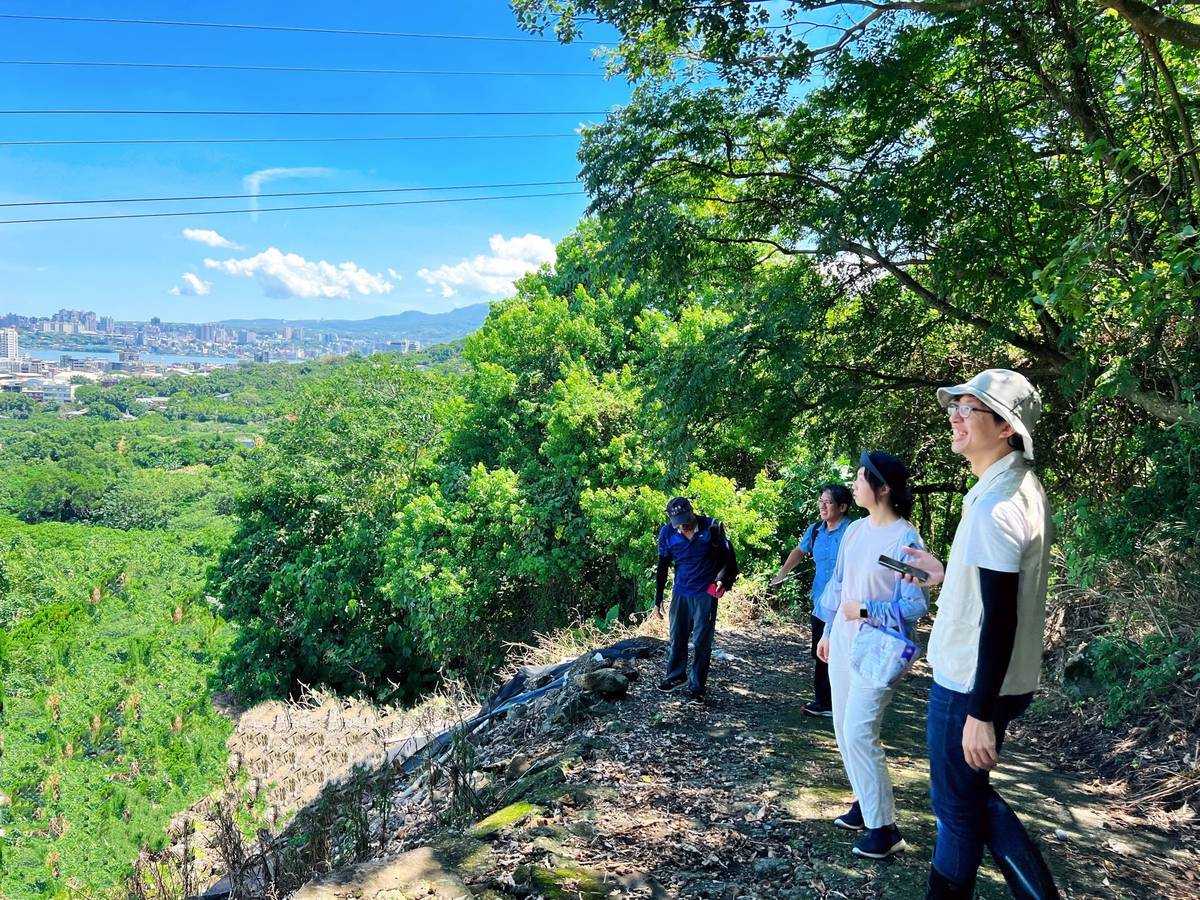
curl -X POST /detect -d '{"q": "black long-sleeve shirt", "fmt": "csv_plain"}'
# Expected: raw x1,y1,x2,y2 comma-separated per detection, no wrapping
968,567,1021,721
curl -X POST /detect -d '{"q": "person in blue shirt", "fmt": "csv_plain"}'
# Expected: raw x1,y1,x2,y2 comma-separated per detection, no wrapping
654,496,737,703
770,483,853,717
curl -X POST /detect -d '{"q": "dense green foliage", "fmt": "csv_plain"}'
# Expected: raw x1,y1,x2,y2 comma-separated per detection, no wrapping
5,2,1200,891
505,0,1200,712
220,3,1198,716
209,358,454,701
0,360,317,895
0,350,486,894
74,360,318,423
0,520,233,895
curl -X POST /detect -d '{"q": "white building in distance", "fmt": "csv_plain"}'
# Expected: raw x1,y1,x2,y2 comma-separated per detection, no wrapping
0,327,17,360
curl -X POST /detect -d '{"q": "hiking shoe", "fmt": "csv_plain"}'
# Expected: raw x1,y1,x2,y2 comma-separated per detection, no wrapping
685,689,706,703
852,824,907,859
833,801,865,831
656,675,687,693
801,701,833,718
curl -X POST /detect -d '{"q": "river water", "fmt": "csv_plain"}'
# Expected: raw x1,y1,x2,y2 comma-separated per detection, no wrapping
25,348,243,366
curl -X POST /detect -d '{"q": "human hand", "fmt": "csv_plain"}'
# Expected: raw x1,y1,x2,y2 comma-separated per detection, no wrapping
654,599,664,620
840,599,865,622
900,546,945,587
816,636,830,663
962,716,999,771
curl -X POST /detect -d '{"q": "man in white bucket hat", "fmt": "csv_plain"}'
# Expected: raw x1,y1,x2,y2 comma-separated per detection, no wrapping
901,369,1060,899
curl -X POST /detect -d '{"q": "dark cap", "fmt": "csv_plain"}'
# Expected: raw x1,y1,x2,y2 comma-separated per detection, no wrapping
860,450,910,493
666,496,697,528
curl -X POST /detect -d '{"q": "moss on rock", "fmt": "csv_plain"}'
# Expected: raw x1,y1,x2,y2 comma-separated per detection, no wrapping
526,863,608,899
469,801,541,840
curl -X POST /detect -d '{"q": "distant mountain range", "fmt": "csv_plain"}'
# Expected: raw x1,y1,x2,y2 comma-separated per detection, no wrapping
218,302,491,343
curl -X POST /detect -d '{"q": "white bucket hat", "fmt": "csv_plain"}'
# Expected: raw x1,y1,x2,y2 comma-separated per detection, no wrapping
936,369,1042,461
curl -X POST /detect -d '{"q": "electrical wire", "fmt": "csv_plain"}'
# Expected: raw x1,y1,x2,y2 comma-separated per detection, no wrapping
0,190,587,225
0,13,607,45
0,109,608,117
0,133,581,147
0,179,580,208
0,59,603,77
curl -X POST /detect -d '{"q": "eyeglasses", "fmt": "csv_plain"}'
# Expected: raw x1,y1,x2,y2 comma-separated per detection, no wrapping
818,499,834,507
946,402,992,420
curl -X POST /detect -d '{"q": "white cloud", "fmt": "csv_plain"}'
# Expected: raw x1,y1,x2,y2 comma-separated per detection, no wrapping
182,228,241,249
204,247,394,299
417,233,556,299
242,166,335,218
169,272,212,296
387,267,403,281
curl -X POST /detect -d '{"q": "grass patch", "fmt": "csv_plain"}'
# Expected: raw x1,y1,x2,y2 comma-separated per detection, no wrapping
470,801,542,839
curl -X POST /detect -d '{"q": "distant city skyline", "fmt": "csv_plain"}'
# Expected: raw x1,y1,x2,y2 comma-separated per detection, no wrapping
1,301,490,328
0,2,629,321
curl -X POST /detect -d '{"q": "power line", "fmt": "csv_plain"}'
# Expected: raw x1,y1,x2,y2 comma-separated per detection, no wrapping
0,133,580,147
0,190,587,225
0,13,607,45
0,179,580,208
0,109,608,117
0,59,603,77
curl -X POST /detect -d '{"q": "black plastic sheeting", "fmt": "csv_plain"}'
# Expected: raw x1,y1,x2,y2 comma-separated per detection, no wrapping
198,636,664,898
400,636,663,775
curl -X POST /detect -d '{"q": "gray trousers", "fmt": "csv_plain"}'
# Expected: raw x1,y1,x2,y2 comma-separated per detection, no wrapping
665,591,717,693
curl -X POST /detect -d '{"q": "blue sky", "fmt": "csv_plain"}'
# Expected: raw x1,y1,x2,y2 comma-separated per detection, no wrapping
0,1,630,321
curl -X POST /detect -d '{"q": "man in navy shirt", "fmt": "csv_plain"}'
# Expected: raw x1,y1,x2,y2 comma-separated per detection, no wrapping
654,496,737,703
770,483,852,717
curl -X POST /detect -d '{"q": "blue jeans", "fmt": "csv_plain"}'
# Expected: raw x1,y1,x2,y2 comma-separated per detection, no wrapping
927,682,1037,885
665,591,717,693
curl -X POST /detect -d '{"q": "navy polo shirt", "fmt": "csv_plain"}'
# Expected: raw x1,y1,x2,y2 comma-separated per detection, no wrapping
657,515,728,596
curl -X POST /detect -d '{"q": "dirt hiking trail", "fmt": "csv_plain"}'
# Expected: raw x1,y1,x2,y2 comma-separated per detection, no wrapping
293,618,1197,899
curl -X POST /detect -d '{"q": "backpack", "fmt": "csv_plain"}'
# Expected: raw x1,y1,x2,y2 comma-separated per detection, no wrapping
706,518,739,589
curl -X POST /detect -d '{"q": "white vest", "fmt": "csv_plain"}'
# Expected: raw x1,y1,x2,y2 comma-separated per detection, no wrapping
928,453,1053,696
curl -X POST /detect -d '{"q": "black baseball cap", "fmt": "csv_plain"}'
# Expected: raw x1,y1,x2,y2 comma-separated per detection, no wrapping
666,496,698,527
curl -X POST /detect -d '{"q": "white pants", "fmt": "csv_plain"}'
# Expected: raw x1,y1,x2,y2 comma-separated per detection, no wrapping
827,615,897,829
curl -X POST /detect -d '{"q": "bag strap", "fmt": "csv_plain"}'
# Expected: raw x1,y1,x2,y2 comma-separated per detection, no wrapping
806,521,820,549
888,576,904,628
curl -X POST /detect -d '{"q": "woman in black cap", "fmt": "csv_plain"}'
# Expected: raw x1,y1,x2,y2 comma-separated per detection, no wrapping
815,451,930,860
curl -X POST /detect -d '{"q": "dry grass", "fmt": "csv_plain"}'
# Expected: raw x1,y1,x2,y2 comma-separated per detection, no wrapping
500,610,657,676
501,587,770,678
1035,539,1200,816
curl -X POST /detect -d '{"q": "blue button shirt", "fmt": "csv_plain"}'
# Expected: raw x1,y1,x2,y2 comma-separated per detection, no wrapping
657,516,728,596
800,516,850,622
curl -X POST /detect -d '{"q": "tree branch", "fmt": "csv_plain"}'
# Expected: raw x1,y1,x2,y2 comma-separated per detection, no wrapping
839,239,1071,366
817,363,945,390
1100,0,1200,50
1123,387,1196,423
912,482,968,495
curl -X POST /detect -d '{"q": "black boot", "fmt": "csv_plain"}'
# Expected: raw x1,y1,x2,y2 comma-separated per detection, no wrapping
993,845,1061,900
925,865,975,899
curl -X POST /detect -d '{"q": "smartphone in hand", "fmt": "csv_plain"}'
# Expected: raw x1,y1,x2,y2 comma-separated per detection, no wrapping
707,582,726,599
878,554,930,583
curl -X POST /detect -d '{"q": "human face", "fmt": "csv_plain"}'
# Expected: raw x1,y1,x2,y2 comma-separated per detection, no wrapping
948,393,1013,468
851,467,884,512
673,522,697,540
818,491,845,524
